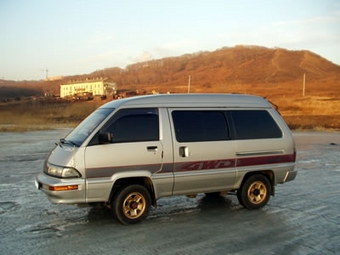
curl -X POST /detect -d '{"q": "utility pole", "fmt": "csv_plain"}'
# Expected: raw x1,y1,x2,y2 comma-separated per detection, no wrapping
41,69,48,80
187,75,191,93
302,73,306,96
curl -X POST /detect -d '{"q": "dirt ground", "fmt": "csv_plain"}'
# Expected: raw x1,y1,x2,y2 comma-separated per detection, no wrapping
0,129,339,254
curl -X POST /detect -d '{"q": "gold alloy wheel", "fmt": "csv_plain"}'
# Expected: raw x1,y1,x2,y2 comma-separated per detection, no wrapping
122,192,146,219
247,181,267,204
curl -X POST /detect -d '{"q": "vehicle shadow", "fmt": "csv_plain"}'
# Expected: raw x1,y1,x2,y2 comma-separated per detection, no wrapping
84,194,241,225
85,205,116,223
197,194,239,212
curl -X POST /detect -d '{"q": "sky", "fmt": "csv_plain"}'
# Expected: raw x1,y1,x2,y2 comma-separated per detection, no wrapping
1,0,339,81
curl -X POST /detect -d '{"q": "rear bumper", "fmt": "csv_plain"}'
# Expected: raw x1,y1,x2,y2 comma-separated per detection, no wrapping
36,173,86,204
283,170,298,183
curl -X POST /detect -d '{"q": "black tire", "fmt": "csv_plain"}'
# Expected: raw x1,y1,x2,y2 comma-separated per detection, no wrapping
111,185,151,225
237,174,271,210
236,189,245,207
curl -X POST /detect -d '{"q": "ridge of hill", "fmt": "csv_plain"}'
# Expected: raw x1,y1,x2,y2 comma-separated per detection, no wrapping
1,45,340,99
94,45,340,97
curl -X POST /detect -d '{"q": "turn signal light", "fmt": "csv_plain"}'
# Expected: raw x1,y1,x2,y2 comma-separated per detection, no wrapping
49,185,78,191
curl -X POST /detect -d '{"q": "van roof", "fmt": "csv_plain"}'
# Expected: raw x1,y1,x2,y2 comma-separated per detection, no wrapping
100,93,272,109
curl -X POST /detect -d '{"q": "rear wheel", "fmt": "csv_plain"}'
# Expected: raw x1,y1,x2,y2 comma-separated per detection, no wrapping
111,185,151,225
237,174,271,209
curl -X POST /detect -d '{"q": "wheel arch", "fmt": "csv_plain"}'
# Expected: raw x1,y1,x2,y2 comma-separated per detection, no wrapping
239,170,275,196
109,176,156,207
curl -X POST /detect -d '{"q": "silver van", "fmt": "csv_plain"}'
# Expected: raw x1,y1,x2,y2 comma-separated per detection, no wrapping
36,94,297,224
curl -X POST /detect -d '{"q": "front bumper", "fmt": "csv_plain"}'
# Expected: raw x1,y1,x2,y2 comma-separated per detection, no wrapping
35,173,86,204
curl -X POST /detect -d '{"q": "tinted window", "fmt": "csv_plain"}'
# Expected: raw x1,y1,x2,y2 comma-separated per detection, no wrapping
172,111,229,142
104,108,159,143
230,110,282,139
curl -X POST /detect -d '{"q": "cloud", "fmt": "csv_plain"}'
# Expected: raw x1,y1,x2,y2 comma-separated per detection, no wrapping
217,13,340,51
153,39,199,58
270,15,340,48
126,40,198,65
131,51,154,63
274,15,340,27
72,49,126,72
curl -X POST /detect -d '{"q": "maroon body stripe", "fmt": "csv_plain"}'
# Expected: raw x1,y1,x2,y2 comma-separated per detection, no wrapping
236,154,295,167
86,154,295,178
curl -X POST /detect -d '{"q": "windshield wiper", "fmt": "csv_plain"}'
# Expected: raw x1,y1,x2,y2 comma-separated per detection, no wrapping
58,138,79,147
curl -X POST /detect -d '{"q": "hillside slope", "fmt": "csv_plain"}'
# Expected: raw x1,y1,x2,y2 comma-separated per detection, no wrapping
94,45,340,95
1,45,340,98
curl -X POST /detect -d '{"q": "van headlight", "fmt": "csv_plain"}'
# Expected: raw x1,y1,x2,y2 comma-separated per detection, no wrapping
45,163,81,178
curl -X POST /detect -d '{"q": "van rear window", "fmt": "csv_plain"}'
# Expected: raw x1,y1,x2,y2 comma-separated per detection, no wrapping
230,110,282,139
172,111,229,142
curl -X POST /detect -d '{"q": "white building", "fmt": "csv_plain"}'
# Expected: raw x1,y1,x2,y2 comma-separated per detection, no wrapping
60,77,116,98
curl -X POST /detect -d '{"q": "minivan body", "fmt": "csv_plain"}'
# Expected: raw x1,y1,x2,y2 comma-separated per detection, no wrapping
36,94,297,224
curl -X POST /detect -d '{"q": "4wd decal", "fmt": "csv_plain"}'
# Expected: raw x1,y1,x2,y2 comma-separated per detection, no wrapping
179,159,235,171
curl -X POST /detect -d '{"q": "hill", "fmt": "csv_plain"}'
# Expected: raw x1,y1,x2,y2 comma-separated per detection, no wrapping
1,45,340,99
91,45,340,96
1,45,339,131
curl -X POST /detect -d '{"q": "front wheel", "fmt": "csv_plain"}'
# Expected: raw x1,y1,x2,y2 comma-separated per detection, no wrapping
111,185,151,225
237,174,271,210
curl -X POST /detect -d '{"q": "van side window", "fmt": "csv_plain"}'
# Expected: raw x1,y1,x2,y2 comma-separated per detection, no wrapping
105,108,159,143
230,110,282,139
172,111,229,142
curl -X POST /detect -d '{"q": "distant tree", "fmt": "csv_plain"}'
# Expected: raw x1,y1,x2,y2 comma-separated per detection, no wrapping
0,86,43,99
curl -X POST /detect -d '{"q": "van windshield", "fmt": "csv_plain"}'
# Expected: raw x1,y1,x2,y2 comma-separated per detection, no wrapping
64,108,114,146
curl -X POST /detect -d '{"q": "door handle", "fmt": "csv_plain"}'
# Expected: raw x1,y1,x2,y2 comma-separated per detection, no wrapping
179,146,189,157
147,146,158,151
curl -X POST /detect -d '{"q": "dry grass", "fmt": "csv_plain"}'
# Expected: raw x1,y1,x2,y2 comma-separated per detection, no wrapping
275,96,340,130
0,99,101,132
273,96,339,115
0,91,339,132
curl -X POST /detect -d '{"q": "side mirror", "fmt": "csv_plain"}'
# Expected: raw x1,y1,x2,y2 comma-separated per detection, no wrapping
98,132,114,144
